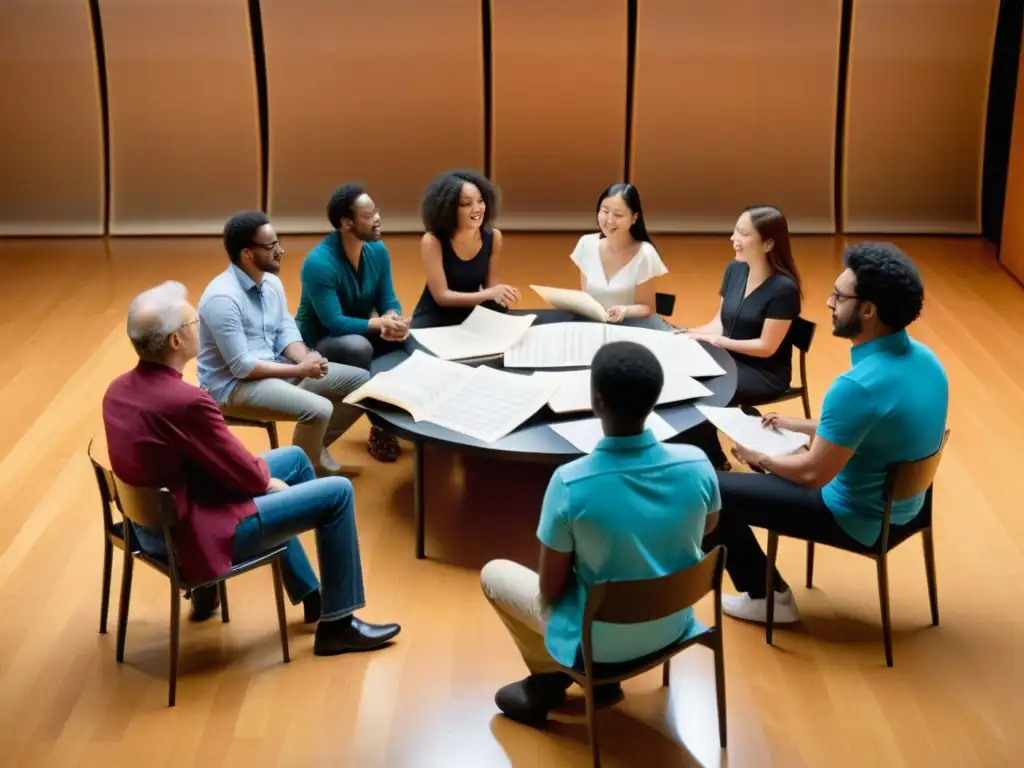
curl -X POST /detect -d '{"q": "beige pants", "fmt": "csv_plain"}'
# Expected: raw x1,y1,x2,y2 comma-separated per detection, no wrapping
222,362,370,471
481,559,562,674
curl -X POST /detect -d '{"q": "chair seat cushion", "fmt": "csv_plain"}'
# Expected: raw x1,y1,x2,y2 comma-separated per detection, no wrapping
571,618,709,679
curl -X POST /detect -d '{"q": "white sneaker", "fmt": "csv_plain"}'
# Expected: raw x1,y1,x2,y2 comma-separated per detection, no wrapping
721,590,800,624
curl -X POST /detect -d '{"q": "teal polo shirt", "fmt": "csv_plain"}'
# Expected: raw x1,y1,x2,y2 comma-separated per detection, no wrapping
537,431,720,668
818,329,948,546
295,232,402,346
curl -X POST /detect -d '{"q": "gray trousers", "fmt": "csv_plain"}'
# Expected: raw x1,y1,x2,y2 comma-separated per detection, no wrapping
222,362,370,471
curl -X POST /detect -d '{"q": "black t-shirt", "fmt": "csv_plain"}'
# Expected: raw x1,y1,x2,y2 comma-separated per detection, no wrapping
719,260,801,388
412,228,493,327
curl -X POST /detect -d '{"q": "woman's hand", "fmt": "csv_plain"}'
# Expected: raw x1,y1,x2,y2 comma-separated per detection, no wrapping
687,333,726,348
486,284,520,307
606,306,627,323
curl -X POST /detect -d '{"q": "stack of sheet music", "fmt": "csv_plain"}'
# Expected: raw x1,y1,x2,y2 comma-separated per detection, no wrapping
533,364,712,414
408,305,537,360
343,351,558,443
530,284,610,323
503,322,726,377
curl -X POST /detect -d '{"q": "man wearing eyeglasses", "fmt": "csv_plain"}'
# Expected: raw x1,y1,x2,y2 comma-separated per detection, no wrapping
701,242,949,624
196,211,370,477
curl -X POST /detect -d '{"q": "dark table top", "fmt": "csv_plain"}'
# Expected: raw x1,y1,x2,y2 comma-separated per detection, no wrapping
360,309,738,463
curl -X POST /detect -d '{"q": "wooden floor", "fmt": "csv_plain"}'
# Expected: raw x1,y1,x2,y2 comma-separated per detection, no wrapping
0,232,1021,767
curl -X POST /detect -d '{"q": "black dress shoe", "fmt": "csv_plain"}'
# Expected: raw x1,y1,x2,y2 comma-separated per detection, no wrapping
188,584,220,622
495,673,574,725
313,615,401,656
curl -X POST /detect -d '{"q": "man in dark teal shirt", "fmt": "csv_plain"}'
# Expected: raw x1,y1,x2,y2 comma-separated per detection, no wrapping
296,183,411,461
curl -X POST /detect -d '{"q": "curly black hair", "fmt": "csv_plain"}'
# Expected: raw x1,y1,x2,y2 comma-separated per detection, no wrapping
223,210,270,264
844,242,924,331
592,341,664,422
420,169,498,238
327,182,367,229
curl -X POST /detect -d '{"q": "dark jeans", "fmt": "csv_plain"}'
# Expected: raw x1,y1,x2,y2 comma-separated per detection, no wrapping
701,471,861,598
674,357,790,466
232,446,365,621
315,331,404,371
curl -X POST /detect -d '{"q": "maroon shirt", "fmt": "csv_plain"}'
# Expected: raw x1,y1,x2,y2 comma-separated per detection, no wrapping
102,361,270,583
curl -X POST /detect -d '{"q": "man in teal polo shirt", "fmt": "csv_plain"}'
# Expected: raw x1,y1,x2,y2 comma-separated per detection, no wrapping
296,182,411,461
704,242,949,624
481,341,721,725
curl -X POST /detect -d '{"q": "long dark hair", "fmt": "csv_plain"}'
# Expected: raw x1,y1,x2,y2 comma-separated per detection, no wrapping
745,205,802,295
596,183,654,248
420,169,498,238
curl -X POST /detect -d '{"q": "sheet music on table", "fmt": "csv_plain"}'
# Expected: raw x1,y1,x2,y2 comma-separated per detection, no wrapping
551,412,678,454
696,405,810,457
343,350,558,443
534,363,713,414
530,284,609,322
408,305,537,360
503,322,726,378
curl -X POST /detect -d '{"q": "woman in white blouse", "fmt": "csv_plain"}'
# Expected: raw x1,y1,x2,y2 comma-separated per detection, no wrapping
569,183,667,322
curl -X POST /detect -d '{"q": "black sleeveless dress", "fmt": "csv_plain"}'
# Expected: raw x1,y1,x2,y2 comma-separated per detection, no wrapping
412,228,502,328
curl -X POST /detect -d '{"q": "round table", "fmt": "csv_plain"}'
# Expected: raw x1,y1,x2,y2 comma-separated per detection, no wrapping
361,309,738,557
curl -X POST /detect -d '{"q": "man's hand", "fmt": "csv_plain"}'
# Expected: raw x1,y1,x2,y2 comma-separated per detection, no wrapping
762,412,797,432
380,314,410,341
296,352,326,379
731,442,768,470
265,477,289,493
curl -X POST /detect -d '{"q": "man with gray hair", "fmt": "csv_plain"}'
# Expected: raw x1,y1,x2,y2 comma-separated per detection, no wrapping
102,281,401,653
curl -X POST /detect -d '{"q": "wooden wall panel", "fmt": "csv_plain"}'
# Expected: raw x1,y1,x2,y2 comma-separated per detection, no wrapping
0,0,104,235
632,0,842,234
490,0,627,230
1000,14,1024,282
101,0,261,235
843,0,999,233
261,0,485,233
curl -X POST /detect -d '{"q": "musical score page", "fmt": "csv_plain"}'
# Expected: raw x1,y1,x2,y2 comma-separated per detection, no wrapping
343,351,471,420
503,323,607,368
551,412,677,454
409,306,536,360
530,285,609,322
536,365,713,413
696,405,810,456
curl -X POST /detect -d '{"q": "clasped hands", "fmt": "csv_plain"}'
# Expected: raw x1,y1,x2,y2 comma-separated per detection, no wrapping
728,413,794,470
379,310,411,342
297,350,329,379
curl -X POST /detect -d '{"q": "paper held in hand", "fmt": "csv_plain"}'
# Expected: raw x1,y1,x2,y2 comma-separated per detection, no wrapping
408,305,537,360
696,405,810,457
530,284,609,323
342,350,558,443
551,412,678,454
534,365,713,414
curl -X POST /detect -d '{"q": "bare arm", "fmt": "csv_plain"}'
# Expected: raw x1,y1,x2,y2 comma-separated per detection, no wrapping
619,278,657,319
714,318,793,358
744,435,853,489
484,228,502,289
538,544,573,602
420,233,494,307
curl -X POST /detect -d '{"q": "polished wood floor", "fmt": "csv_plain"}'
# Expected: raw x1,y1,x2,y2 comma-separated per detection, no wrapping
0,232,1021,767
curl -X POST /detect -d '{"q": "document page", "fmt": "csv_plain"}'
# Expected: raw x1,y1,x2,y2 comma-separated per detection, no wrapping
551,412,677,454
537,366,712,413
427,366,559,443
605,326,726,377
343,350,471,420
409,306,537,360
503,322,607,368
696,405,810,456
530,284,608,323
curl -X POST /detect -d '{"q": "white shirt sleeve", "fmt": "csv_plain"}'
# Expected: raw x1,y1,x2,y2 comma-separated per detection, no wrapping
568,234,591,269
634,242,669,284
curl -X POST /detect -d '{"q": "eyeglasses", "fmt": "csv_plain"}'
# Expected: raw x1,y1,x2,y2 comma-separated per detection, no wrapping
829,289,858,303
250,240,282,252
175,317,200,332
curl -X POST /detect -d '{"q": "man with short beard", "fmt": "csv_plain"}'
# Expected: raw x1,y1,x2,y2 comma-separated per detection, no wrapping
197,211,370,477
295,183,410,462
702,242,949,624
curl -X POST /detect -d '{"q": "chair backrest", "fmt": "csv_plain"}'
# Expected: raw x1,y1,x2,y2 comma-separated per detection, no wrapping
87,438,118,536
655,292,676,317
788,317,816,354
582,546,725,627
885,429,950,503
111,477,179,532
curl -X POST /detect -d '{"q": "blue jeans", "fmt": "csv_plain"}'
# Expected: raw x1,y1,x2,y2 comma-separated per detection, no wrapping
233,446,366,621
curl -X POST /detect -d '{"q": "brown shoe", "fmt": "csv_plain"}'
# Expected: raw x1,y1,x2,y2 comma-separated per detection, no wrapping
367,425,400,462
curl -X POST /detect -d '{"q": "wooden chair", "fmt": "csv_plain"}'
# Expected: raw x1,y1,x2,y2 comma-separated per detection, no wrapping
88,442,291,706
222,414,279,449
91,446,132,635
555,546,728,767
751,316,816,419
654,292,676,318
765,430,950,667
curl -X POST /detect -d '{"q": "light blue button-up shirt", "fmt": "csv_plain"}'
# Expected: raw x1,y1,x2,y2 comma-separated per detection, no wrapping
196,264,303,403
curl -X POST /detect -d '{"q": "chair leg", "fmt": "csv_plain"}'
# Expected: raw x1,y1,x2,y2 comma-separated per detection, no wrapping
806,542,815,589
100,537,113,634
876,555,894,667
267,423,280,450
662,658,671,687
922,528,939,626
765,532,779,645
115,550,134,663
713,631,728,748
169,581,181,707
272,559,290,663
584,680,601,768
218,582,230,623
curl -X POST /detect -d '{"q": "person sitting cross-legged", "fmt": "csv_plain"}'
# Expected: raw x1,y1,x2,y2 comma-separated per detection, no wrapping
480,341,721,725
102,280,400,654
